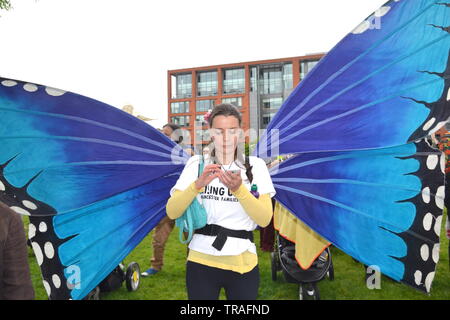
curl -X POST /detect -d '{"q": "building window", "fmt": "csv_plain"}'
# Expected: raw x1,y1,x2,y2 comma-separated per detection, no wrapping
172,73,192,99
283,63,293,90
262,112,277,127
170,101,190,114
195,129,210,142
222,97,243,109
223,68,245,94
259,66,283,94
197,71,218,97
171,115,190,127
196,99,215,112
300,60,320,79
262,97,283,110
250,67,258,92
195,115,208,127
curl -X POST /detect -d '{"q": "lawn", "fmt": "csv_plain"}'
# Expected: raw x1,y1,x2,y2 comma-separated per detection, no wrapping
27,213,449,300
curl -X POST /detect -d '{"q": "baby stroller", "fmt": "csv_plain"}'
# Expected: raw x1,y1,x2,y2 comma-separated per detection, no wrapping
271,232,334,300
84,262,141,300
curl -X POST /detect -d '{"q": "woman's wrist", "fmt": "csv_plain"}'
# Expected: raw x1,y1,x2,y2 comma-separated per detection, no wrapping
230,184,247,198
194,179,203,190
230,182,242,193
193,180,205,192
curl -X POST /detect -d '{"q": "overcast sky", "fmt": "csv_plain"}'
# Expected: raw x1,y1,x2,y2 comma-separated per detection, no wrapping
0,0,387,129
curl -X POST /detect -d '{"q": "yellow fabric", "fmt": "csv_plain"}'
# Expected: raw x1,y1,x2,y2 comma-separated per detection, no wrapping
274,201,330,270
166,182,271,273
166,182,204,220
231,184,273,227
166,182,273,228
187,249,257,274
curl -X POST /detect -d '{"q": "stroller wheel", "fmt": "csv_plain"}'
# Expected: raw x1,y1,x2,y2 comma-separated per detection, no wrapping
271,252,278,281
299,283,320,300
84,286,100,300
126,262,140,292
327,259,335,281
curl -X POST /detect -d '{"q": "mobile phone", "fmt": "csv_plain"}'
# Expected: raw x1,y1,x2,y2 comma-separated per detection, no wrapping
226,169,241,175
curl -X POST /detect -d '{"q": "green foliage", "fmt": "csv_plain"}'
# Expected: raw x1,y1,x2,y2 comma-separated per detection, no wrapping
0,0,11,10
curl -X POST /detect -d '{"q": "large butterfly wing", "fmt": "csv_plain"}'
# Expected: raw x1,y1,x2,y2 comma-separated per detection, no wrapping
255,0,449,294
0,78,187,214
257,0,450,157
271,141,444,293
28,175,178,300
0,77,187,299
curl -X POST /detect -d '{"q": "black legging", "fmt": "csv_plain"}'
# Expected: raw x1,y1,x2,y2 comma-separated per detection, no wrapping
186,261,259,300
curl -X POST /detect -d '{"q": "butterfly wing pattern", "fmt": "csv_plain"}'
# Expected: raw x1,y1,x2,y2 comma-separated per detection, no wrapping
258,0,450,156
0,78,188,299
270,141,444,293
257,0,450,293
1,0,449,299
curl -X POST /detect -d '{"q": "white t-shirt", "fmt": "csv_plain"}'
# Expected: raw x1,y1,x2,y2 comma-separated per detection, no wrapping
170,155,276,256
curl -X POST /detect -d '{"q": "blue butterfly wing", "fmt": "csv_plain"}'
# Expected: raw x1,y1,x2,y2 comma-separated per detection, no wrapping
29,175,178,300
257,0,450,157
0,78,186,299
256,0,449,294
271,141,444,293
0,77,187,213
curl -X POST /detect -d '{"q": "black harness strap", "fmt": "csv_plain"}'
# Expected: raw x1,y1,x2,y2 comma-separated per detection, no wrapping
195,224,254,251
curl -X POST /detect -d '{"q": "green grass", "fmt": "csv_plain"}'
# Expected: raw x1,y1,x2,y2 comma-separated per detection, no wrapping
27,213,450,300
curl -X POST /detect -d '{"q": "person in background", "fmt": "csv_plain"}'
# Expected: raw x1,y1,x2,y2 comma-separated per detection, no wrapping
142,123,183,277
0,202,35,299
258,157,283,252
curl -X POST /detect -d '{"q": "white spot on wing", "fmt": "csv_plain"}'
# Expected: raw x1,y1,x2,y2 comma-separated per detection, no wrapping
28,223,36,239
1,80,17,87
44,242,55,259
423,213,433,231
425,272,435,293
374,6,391,17
420,244,429,261
352,21,370,34
10,206,30,216
434,215,442,237
440,154,446,174
421,187,431,203
43,280,51,297
432,243,440,263
423,118,435,131
414,270,422,285
23,83,38,92
22,200,38,210
426,155,438,170
39,222,47,233
52,274,61,289
45,87,66,96
32,242,44,266
435,186,445,209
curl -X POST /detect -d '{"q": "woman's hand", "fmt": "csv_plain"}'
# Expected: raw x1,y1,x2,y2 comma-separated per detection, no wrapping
219,170,242,192
195,164,222,190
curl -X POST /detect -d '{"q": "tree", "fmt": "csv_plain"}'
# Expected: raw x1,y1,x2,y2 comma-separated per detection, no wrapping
0,0,11,10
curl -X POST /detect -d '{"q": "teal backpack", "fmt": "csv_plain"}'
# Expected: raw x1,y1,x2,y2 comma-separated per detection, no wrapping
175,156,207,244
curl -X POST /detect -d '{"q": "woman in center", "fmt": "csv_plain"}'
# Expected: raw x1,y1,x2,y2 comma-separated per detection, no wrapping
166,104,276,300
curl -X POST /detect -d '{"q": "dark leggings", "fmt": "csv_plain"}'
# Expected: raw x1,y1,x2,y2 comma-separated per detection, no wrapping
186,261,259,300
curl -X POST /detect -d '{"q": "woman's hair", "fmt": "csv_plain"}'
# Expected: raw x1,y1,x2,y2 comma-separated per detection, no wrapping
207,103,242,127
207,104,253,183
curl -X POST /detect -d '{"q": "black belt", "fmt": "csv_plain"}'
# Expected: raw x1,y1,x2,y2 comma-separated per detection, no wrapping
195,224,254,251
